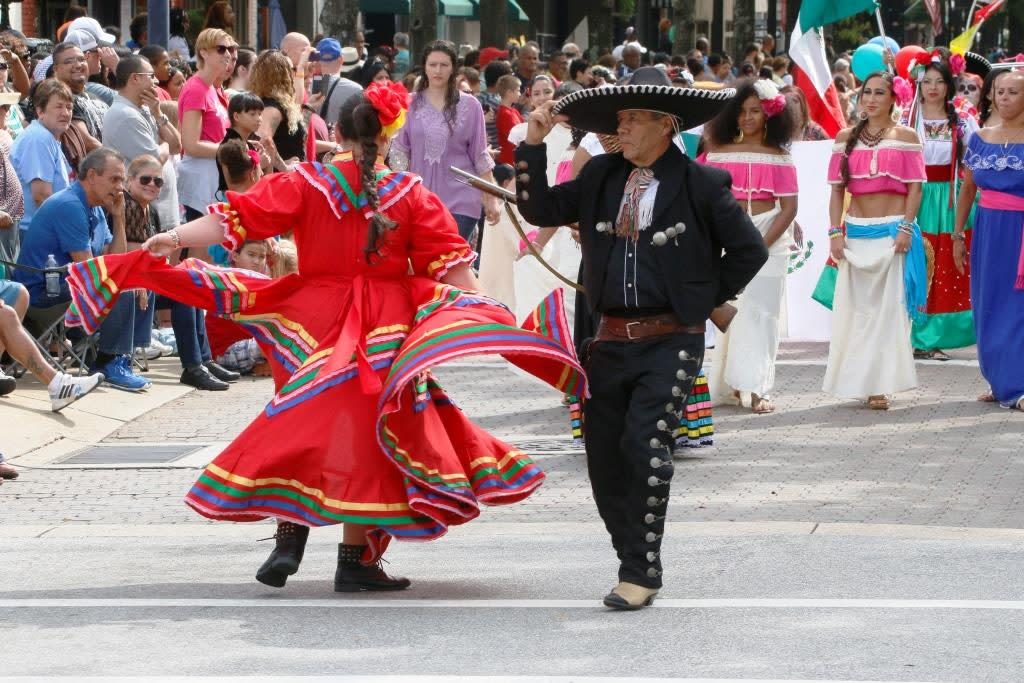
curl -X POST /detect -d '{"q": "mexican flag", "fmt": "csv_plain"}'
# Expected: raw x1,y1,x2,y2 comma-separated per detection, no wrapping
789,0,879,138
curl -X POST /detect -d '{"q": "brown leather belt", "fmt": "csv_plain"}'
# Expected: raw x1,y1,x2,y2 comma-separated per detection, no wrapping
595,313,705,341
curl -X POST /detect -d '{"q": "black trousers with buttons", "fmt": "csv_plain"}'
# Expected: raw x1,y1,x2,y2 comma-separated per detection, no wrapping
583,332,705,589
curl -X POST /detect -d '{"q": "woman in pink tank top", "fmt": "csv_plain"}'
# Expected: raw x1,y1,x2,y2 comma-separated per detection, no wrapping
821,72,927,411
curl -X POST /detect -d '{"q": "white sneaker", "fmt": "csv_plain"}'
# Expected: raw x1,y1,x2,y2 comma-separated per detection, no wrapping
48,372,105,412
135,345,163,361
150,339,174,355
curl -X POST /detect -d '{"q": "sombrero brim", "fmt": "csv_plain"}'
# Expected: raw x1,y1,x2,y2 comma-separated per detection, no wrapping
965,52,991,77
553,84,736,135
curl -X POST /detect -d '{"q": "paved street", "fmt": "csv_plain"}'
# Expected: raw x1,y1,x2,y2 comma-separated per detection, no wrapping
2,342,1023,680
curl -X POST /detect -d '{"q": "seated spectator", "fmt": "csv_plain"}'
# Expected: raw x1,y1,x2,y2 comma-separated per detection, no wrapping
358,59,392,89
0,279,103,411
122,154,166,362
51,39,108,166
64,17,120,105
0,94,25,261
495,74,522,166
11,79,73,234
13,147,151,391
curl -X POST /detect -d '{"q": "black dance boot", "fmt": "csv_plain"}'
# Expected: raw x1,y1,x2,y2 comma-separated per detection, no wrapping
334,543,411,592
255,521,309,588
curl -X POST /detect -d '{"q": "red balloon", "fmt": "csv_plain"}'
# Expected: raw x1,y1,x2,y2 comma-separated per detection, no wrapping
895,45,930,79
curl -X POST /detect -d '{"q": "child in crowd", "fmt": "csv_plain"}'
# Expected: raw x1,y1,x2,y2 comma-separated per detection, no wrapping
206,138,297,375
495,74,523,166
219,93,271,194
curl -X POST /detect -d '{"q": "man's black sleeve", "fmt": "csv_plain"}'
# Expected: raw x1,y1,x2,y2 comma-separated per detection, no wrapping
514,142,584,228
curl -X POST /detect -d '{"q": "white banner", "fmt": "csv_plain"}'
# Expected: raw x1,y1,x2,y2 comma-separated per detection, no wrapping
782,140,834,342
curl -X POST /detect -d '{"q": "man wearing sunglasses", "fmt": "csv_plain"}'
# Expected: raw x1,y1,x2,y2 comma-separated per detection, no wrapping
102,54,181,170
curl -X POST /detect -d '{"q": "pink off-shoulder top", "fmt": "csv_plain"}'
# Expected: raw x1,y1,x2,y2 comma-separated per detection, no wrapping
700,151,799,203
827,138,927,196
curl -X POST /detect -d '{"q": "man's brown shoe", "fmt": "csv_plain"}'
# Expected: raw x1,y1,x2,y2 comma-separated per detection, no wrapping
603,581,658,610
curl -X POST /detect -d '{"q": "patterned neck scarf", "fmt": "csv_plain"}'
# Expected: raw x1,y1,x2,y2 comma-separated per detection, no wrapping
615,166,654,240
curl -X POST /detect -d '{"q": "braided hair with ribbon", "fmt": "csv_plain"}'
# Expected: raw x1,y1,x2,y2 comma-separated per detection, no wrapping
338,81,411,261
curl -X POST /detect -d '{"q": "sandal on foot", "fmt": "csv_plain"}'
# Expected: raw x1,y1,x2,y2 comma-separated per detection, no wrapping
978,391,996,403
930,350,951,361
751,395,775,414
868,395,890,410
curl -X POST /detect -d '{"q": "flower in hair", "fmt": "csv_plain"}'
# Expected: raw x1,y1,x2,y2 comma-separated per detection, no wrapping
892,76,915,107
752,78,779,101
247,147,261,170
364,81,410,139
752,79,786,118
948,53,966,76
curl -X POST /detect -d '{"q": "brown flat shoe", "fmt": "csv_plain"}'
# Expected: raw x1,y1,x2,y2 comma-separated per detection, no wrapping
0,462,19,480
868,395,890,411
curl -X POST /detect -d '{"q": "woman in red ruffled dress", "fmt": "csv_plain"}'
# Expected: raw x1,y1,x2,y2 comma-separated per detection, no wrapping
64,83,584,592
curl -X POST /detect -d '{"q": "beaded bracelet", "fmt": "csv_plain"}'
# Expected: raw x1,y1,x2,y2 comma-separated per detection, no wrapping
951,232,966,242
828,226,844,240
897,224,914,236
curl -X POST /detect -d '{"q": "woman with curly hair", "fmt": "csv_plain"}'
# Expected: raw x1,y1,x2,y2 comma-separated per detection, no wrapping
391,40,501,250
701,78,798,414
248,49,306,172
821,71,926,410
60,82,583,593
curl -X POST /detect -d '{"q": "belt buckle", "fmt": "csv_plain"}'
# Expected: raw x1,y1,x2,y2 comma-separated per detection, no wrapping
625,321,641,340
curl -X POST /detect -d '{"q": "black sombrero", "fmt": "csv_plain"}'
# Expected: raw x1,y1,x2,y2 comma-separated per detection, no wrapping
552,66,735,135
965,52,991,77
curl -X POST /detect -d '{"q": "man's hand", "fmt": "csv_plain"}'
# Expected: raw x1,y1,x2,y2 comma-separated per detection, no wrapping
525,100,566,145
109,188,126,216
98,46,119,72
140,88,161,117
0,210,12,229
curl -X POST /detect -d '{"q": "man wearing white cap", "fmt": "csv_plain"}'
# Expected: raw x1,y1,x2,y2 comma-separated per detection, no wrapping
63,28,118,106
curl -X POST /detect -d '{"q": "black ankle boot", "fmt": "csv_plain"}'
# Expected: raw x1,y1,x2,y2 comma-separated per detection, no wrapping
255,521,310,588
334,543,411,592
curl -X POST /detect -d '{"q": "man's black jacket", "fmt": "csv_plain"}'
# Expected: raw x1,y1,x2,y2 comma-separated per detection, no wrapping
514,141,769,325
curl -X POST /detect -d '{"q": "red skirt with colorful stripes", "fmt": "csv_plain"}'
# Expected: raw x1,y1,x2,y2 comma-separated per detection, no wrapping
65,252,584,561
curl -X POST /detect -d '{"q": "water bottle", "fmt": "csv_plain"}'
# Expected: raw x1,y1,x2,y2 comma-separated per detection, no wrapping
44,254,60,298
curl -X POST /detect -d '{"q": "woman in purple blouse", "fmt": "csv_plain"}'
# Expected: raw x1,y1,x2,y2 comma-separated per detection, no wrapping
392,41,500,250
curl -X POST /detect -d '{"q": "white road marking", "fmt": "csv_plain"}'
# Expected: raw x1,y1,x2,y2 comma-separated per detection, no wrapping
0,598,1022,610
0,677,935,683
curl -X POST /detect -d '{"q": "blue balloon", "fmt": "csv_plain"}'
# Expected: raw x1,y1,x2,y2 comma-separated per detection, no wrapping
868,36,901,56
852,43,887,82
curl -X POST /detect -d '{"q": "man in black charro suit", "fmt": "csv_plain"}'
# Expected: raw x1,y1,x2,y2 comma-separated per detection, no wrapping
514,68,768,610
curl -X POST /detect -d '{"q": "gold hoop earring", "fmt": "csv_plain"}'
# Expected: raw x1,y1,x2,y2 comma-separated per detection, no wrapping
733,130,744,144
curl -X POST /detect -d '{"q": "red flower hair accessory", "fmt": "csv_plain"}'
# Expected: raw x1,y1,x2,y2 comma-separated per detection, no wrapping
247,147,261,170
364,81,410,139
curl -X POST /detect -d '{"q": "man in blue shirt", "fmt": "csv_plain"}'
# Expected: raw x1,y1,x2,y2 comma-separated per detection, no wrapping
15,147,149,392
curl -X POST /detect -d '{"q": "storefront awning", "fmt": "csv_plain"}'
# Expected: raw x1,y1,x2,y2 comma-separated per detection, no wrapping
440,0,475,17
467,0,529,21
